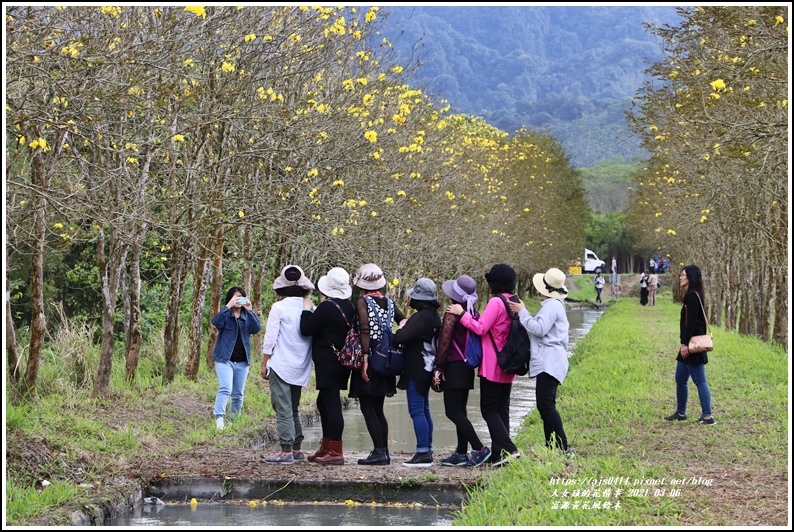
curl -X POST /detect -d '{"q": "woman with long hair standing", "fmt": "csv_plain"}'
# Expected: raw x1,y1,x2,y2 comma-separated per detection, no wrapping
664,265,715,425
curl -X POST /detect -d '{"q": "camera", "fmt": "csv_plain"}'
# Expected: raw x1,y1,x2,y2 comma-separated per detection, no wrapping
237,296,248,305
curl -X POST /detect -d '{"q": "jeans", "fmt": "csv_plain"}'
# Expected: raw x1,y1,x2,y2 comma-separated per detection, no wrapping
268,369,304,452
675,361,712,417
214,360,250,421
405,380,433,453
595,287,603,303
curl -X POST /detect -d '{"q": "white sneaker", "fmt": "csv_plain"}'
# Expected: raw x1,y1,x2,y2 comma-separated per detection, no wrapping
215,417,224,430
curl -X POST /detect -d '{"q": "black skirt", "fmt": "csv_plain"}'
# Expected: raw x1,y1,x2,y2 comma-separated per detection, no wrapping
348,367,396,398
441,360,475,390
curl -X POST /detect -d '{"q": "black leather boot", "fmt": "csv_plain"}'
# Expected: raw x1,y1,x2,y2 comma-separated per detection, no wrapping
357,447,389,465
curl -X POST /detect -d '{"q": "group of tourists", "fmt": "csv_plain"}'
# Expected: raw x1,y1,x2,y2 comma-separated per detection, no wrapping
209,262,576,468
209,257,716,472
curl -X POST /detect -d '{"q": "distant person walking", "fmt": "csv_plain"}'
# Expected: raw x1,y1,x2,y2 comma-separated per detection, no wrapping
593,272,605,304
611,256,617,275
664,265,715,425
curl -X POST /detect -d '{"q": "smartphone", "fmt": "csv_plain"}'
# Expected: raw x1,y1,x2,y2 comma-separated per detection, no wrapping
237,296,248,305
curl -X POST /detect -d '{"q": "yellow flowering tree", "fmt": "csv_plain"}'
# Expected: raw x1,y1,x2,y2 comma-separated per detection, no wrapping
627,5,787,344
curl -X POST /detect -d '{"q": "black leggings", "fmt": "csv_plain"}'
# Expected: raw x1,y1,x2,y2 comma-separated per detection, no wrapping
535,372,568,450
316,388,344,441
479,377,517,459
359,395,389,449
443,388,483,453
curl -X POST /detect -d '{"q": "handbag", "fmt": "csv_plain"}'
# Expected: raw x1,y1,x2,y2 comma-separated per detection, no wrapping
326,300,363,369
687,293,713,354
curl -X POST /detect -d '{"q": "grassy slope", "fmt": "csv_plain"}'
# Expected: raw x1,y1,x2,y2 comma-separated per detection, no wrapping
453,295,790,526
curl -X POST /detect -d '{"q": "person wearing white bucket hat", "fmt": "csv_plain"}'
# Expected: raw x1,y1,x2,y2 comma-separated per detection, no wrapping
299,267,355,465
509,267,574,458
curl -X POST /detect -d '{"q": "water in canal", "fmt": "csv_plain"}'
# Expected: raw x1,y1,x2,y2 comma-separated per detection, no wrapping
110,307,603,526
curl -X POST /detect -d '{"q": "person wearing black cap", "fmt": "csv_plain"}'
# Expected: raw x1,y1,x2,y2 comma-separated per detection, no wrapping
447,263,521,467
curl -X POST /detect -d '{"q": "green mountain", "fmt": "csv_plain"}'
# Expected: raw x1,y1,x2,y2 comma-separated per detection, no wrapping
381,5,682,167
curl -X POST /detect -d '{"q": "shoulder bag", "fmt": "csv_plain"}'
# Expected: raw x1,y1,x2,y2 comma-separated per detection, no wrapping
687,293,713,354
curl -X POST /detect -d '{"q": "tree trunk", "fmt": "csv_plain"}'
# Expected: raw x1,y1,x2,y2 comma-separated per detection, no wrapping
251,245,269,357
206,228,224,371
92,228,127,398
772,268,787,346
23,153,48,398
186,240,212,380
6,288,21,385
163,243,188,385
125,241,143,382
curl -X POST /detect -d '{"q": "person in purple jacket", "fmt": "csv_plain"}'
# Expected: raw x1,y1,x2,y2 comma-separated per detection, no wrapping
447,264,521,467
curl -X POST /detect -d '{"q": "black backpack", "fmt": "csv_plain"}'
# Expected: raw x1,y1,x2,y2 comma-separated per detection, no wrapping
489,294,530,376
364,297,406,377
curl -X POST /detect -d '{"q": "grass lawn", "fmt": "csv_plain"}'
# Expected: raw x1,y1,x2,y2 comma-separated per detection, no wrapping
453,295,789,526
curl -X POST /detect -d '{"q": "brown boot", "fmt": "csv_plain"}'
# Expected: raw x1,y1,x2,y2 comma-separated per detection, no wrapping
308,437,331,463
315,440,344,465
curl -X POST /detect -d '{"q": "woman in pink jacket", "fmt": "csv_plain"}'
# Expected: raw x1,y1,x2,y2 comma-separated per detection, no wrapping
447,264,521,467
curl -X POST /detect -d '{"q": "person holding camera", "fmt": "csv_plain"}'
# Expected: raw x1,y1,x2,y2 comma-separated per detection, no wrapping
210,286,261,431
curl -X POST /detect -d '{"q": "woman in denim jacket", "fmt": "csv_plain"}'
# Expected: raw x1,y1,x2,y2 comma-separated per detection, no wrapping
211,286,261,430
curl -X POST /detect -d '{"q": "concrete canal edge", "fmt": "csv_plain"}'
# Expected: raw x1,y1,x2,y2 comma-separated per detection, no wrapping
70,451,489,524
156,476,475,507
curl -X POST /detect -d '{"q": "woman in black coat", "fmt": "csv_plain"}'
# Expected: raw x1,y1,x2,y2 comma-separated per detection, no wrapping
300,267,356,464
395,278,442,468
664,265,715,425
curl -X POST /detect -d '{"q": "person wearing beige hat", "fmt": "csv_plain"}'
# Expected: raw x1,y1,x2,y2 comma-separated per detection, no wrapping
349,263,407,466
509,267,574,458
261,265,315,464
299,267,355,465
